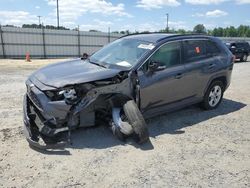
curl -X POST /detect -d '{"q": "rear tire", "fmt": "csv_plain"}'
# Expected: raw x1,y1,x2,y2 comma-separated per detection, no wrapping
201,81,224,110
123,100,149,144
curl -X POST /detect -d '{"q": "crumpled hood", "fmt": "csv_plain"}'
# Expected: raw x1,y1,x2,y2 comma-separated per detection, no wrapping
30,59,121,88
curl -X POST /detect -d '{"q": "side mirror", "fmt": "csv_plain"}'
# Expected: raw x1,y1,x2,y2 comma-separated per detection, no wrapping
81,53,89,60
148,61,166,72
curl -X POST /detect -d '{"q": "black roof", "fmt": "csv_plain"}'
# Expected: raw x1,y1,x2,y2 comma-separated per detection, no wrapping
121,33,213,43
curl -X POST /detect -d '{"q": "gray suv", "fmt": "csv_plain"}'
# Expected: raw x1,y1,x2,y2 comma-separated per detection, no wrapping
23,34,234,149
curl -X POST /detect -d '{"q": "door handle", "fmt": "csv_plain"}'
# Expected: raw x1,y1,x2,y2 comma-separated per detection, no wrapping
175,73,183,79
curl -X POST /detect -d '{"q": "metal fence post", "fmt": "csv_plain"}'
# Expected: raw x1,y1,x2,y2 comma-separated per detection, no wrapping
78,26,81,57
0,25,6,59
108,27,110,43
42,24,46,58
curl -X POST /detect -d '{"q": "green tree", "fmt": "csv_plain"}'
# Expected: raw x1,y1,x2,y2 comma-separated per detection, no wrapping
237,25,249,37
3,24,16,27
207,29,213,35
177,29,186,34
224,26,237,37
211,28,218,36
246,29,250,37
22,24,69,30
22,24,40,29
217,27,224,37
211,27,224,37
193,24,207,34
89,30,99,32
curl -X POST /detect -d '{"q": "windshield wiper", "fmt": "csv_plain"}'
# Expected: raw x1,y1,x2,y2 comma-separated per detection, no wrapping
88,59,106,68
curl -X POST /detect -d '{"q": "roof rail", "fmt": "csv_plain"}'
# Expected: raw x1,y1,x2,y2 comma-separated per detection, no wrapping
118,32,169,39
156,33,210,42
118,32,210,41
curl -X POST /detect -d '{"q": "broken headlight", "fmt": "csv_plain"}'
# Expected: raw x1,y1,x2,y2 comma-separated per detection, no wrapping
59,89,77,101
45,88,77,103
45,84,93,103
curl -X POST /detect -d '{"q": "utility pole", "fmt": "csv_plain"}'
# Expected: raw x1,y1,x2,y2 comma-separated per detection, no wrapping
56,0,59,29
166,13,169,33
37,16,42,28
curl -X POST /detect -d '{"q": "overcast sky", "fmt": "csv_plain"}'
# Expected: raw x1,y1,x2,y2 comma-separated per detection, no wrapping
0,0,249,32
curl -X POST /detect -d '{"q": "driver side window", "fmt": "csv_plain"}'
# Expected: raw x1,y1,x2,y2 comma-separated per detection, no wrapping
147,41,181,69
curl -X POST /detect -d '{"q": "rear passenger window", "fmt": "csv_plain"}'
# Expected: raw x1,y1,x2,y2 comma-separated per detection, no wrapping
183,40,206,62
184,40,220,62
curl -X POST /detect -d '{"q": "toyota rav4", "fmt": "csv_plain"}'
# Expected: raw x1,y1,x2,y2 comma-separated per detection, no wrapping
23,34,234,149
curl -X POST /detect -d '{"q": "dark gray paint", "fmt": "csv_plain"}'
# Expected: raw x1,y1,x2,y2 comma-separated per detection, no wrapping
31,59,121,88
23,34,234,149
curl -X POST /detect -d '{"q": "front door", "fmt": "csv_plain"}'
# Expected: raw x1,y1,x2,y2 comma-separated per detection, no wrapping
137,41,190,113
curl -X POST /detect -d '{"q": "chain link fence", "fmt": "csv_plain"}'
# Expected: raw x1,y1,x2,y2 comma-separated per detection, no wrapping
0,26,249,59
0,26,122,59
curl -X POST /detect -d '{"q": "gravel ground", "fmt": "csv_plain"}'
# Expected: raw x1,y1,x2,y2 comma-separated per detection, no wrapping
0,58,249,188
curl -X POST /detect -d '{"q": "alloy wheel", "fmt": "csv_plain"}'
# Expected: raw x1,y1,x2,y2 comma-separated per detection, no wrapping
208,85,222,107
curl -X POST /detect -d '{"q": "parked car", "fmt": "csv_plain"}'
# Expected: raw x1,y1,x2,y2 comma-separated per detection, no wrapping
23,34,234,149
225,41,250,62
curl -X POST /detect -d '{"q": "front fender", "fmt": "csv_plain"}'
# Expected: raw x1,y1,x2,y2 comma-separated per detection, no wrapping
72,78,133,115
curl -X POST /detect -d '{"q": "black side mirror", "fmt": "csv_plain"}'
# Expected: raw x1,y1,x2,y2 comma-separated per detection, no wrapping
148,61,166,72
81,53,89,60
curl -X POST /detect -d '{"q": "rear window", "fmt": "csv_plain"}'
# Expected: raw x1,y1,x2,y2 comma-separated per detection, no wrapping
183,39,220,62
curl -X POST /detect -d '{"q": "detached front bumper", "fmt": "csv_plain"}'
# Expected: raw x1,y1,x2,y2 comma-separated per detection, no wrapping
23,94,68,150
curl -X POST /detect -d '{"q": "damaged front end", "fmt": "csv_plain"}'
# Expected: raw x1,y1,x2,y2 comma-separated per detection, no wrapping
23,72,136,149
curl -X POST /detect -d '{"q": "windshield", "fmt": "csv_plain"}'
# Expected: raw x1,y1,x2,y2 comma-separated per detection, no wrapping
89,38,155,69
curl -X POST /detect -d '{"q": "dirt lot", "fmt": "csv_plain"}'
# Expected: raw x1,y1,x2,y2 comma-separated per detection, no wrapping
0,58,249,188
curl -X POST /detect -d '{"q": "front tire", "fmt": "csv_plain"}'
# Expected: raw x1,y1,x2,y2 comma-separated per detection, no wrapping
123,100,149,144
201,81,224,110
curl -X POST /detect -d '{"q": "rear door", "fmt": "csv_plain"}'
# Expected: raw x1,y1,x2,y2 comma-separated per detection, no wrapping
182,39,222,98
